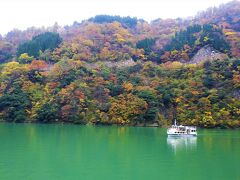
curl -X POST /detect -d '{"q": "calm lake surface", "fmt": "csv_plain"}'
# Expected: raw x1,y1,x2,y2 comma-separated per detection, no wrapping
0,123,239,180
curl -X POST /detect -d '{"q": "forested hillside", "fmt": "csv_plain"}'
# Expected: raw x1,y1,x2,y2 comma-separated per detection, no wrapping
0,1,239,128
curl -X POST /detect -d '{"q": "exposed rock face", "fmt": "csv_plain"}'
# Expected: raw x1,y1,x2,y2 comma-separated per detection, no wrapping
99,59,136,68
84,59,136,69
188,46,228,64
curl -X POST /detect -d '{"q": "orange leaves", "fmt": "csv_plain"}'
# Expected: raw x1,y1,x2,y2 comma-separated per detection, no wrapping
233,74,240,82
233,74,240,88
29,60,48,70
68,60,83,70
21,80,35,92
94,77,106,86
57,83,85,105
56,20,136,62
99,47,111,60
190,81,198,87
49,59,82,79
191,90,200,95
48,82,60,90
123,82,133,92
74,89,85,100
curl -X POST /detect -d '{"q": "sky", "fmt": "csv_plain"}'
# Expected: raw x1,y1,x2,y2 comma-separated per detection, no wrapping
0,0,233,35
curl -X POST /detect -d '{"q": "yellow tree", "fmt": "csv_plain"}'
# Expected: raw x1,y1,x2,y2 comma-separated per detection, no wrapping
18,53,34,63
109,93,147,124
123,82,133,92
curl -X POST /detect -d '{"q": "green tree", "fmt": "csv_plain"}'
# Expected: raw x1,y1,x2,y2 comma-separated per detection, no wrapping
0,90,31,122
17,32,62,58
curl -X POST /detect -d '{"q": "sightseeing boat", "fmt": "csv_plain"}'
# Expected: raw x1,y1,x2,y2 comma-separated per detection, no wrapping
167,120,197,136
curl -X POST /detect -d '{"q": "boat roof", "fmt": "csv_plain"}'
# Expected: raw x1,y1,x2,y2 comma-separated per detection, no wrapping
171,125,196,129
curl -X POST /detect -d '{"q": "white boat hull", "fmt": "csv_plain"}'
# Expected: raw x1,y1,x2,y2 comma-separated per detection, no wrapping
167,133,197,136
167,124,197,136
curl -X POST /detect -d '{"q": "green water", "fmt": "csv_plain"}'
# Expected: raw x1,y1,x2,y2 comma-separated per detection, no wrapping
0,123,239,180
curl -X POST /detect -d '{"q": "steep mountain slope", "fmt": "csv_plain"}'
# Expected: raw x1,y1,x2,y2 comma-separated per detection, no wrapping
0,1,239,128
0,1,239,64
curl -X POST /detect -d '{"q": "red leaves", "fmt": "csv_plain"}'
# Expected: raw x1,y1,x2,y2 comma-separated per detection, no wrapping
74,89,85,100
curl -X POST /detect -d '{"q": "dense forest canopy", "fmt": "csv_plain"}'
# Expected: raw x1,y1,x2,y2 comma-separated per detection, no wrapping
88,15,138,28
0,1,239,128
17,32,62,58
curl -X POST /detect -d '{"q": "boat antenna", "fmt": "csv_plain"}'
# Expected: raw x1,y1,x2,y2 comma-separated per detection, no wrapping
174,119,177,126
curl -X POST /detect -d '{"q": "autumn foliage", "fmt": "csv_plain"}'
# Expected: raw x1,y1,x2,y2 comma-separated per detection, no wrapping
0,1,239,128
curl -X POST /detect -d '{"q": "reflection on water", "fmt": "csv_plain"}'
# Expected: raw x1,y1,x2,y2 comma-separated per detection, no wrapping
167,136,197,152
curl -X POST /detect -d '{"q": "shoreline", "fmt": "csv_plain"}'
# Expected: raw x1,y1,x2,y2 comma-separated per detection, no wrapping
0,120,239,129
